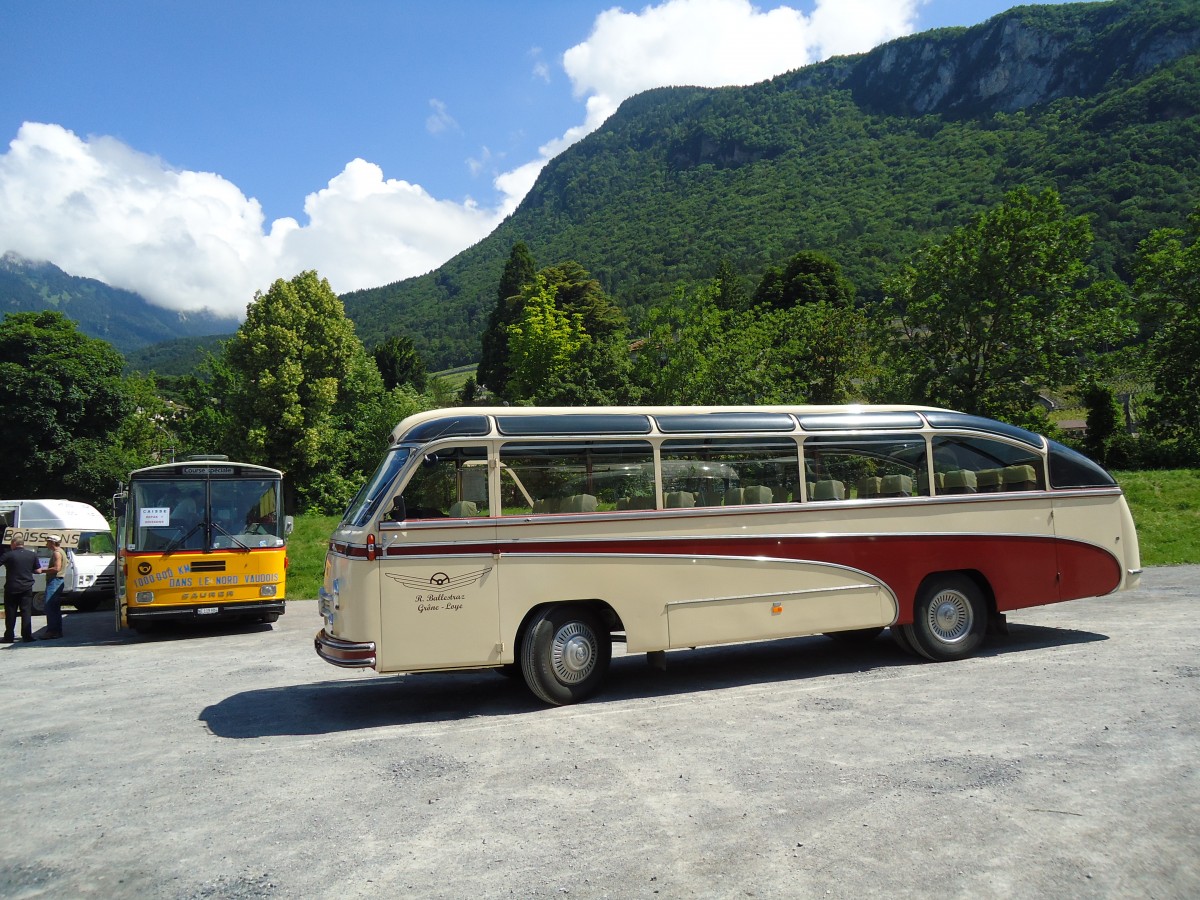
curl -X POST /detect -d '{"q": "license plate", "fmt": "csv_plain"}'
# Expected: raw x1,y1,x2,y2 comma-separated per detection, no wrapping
196,607,219,616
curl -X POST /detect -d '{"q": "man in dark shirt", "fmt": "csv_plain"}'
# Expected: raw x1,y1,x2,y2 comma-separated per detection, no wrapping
2,535,44,643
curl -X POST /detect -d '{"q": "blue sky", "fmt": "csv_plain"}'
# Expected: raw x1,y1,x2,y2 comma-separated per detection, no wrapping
1,0,1071,319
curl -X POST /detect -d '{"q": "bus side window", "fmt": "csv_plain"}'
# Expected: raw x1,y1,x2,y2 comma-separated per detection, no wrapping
801,435,928,500
932,437,1045,494
661,438,799,506
400,446,490,520
500,441,654,515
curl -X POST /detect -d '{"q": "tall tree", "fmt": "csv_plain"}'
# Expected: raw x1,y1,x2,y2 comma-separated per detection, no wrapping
1135,206,1200,457
713,258,751,313
0,311,133,507
478,242,536,398
506,275,586,401
753,251,855,311
881,187,1128,423
223,271,385,513
540,261,627,339
633,277,869,405
374,335,427,392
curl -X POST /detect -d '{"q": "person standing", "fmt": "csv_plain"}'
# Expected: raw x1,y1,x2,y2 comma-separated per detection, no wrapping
2,535,44,644
41,534,66,640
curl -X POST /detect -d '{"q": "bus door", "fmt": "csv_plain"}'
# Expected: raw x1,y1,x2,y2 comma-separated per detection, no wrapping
377,445,501,671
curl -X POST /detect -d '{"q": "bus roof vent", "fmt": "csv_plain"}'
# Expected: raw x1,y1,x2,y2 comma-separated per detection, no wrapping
185,454,230,461
496,414,651,436
797,412,924,431
655,412,795,433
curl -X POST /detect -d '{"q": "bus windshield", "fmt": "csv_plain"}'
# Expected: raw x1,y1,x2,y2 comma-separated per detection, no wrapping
341,447,414,527
130,477,285,552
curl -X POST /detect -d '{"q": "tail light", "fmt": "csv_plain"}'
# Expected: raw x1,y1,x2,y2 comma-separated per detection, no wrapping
366,533,377,561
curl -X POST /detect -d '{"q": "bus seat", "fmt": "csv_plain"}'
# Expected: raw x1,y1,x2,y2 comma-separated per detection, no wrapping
918,471,943,494
742,485,773,505
723,487,745,506
618,495,654,511
448,501,478,517
1003,465,1038,491
943,470,977,494
880,474,913,497
773,486,790,503
664,491,695,509
856,476,882,499
533,498,562,514
562,494,598,513
977,469,1004,492
812,479,845,501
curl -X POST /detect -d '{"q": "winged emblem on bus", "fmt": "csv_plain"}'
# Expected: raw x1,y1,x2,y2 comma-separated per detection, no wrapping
385,567,492,590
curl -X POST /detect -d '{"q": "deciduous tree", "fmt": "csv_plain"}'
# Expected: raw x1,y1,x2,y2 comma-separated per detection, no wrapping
223,271,385,513
881,187,1128,423
1135,206,1200,458
0,311,133,506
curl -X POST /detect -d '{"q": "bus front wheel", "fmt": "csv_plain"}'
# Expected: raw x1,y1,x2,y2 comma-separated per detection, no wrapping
520,605,611,706
903,575,987,662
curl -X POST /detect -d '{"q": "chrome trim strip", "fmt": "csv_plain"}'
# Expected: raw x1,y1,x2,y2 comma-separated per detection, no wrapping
493,551,901,626
664,582,880,609
1128,568,1143,575
334,529,1076,556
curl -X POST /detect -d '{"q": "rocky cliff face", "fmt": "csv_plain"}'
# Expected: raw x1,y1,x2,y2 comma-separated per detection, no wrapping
789,0,1200,118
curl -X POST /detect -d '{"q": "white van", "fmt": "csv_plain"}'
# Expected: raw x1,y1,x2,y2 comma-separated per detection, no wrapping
0,499,117,612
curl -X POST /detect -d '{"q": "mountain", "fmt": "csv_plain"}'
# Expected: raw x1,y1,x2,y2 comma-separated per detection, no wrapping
0,252,240,358
343,0,1200,370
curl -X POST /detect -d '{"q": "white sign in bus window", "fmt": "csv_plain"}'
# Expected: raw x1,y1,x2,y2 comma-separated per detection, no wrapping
140,507,170,527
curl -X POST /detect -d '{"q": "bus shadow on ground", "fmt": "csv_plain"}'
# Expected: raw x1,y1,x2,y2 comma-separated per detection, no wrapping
199,622,1105,739
25,609,275,646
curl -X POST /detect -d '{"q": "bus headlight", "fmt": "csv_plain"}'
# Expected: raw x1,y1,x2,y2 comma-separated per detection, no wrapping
259,584,278,597
135,591,154,604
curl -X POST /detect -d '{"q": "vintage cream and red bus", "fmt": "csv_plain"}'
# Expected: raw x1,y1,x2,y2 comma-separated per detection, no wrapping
115,458,291,631
315,405,1140,705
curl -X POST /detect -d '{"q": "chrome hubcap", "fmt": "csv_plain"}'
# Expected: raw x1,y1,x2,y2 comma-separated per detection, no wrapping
927,590,972,643
551,623,597,683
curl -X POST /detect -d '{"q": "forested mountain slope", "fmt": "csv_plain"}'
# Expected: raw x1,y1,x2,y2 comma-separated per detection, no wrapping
0,253,239,356
343,0,1200,370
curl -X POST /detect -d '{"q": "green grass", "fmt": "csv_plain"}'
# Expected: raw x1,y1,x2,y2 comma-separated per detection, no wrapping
1114,469,1200,567
282,468,1200,599
286,514,339,601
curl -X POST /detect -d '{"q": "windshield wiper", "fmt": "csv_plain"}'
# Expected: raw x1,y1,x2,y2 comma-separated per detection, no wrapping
210,521,250,551
162,521,205,554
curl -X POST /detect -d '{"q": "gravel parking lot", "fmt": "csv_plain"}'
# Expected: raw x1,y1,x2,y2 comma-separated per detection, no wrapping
2,567,1198,899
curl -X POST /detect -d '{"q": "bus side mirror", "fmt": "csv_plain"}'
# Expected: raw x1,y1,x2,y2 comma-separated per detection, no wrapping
113,495,127,517
284,515,294,536
386,496,406,522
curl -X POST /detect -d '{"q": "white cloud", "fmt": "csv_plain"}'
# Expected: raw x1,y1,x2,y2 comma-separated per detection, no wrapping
276,159,502,296
426,99,459,135
0,123,502,318
0,1,918,321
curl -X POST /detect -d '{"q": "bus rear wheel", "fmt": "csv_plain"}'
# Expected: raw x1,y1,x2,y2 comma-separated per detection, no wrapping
902,574,987,662
520,605,611,706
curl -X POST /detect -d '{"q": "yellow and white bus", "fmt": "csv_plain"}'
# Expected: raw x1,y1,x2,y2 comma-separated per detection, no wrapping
115,457,291,631
315,406,1140,705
